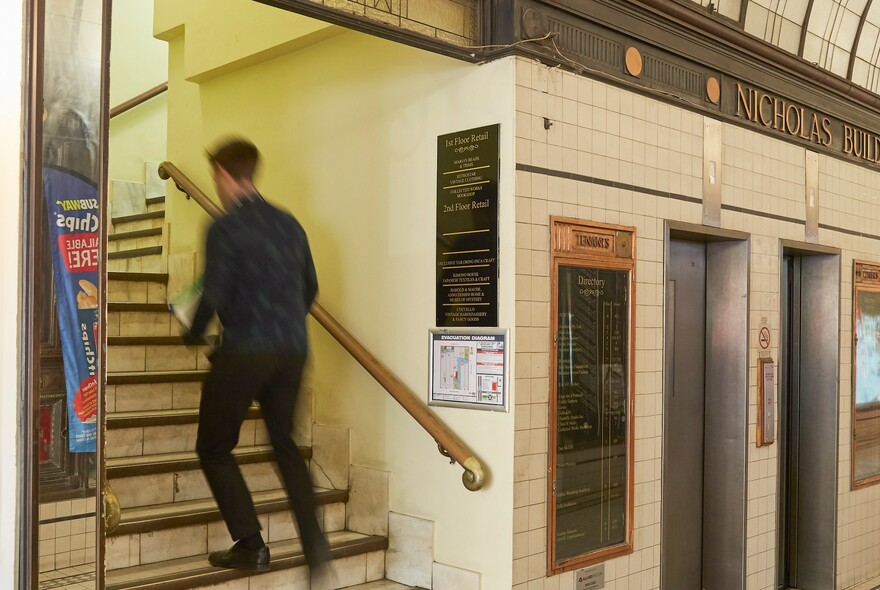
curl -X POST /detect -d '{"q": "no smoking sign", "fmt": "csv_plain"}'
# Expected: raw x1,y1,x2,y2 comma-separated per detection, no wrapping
759,326,771,350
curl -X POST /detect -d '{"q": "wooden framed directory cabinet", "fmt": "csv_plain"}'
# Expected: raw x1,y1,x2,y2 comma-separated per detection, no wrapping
548,217,635,574
852,260,880,488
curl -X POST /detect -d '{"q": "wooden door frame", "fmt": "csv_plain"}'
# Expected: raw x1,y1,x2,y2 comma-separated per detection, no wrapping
19,0,111,587
21,0,45,585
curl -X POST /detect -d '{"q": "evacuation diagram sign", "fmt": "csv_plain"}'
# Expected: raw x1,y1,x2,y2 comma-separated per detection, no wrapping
429,330,508,411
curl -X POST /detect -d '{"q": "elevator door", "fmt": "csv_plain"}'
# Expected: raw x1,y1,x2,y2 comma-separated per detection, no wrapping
778,253,839,590
663,239,707,589
663,236,749,590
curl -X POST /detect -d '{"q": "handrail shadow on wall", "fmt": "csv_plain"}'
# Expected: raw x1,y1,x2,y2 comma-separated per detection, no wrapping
157,161,486,491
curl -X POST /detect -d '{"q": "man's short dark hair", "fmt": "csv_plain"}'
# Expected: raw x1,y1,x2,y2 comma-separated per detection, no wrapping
207,138,260,181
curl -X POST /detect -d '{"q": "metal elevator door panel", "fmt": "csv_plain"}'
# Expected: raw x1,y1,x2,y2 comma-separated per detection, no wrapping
779,256,800,590
662,239,707,590
779,253,840,590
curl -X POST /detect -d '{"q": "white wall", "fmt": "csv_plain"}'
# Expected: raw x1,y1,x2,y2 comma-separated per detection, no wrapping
0,0,25,585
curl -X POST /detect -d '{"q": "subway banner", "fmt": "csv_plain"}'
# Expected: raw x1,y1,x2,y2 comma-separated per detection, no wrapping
43,165,99,452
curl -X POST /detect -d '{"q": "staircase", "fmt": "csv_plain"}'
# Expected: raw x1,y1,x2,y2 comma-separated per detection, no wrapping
104,178,393,589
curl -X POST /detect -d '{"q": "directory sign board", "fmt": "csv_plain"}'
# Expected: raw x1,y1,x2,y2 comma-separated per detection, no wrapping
853,261,880,488
428,329,508,412
436,124,500,327
549,218,635,574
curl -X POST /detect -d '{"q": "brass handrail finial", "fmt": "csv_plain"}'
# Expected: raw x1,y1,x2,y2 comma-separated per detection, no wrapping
158,161,487,491
104,483,121,533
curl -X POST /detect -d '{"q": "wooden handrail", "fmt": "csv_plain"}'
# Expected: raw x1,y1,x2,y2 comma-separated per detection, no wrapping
110,82,168,119
307,304,485,491
157,161,486,491
158,162,224,218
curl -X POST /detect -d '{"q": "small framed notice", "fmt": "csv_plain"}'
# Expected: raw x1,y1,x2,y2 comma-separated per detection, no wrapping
428,328,509,412
757,357,776,446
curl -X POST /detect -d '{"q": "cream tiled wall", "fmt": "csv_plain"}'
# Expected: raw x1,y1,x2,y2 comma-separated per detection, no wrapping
514,56,880,590
821,156,880,589
38,498,98,574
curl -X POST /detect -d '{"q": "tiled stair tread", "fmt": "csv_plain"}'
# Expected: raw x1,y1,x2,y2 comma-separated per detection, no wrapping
105,531,389,590
146,196,165,206
108,271,168,283
106,445,311,478
107,405,260,428
107,370,208,385
110,487,346,536
108,302,169,312
108,335,207,346
108,227,163,242
347,583,414,590
112,210,165,224
108,245,163,260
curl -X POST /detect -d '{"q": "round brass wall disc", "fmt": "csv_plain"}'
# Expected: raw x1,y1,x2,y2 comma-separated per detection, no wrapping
707,77,721,104
625,47,643,77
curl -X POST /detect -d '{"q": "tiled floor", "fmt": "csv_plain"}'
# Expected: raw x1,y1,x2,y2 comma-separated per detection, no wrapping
38,565,95,590
849,575,880,590
38,565,412,590
36,566,880,590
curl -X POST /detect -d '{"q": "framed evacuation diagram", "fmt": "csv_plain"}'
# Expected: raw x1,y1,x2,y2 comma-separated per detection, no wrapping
853,261,880,488
428,328,509,412
548,218,635,575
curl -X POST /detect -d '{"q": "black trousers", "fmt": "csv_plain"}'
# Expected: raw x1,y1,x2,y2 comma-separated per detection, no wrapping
196,352,329,568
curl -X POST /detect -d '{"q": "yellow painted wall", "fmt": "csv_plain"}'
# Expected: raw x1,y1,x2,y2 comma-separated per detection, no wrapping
157,0,340,255
154,0,339,83
108,0,168,185
163,34,211,255
157,3,517,585
0,0,24,583
110,0,167,107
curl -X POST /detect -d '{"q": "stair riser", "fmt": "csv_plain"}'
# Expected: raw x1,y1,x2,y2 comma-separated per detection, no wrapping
106,502,347,570
108,311,175,337
106,417,270,459
182,551,388,590
107,382,203,413
108,344,211,373
111,217,164,233
108,253,167,273
108,234,162,253
108,280,167,304
112,461,286,509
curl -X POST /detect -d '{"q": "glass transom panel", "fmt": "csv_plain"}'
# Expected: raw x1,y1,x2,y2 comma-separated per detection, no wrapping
683,0,880,95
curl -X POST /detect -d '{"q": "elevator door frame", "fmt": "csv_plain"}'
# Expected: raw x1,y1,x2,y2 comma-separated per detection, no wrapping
661,222,751,590
778,242,840,590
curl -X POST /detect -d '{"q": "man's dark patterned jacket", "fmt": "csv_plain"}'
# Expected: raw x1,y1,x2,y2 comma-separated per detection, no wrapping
187,194,317,355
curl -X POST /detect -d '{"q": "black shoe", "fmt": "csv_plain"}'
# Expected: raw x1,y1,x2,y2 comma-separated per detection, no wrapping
208,544,270,571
